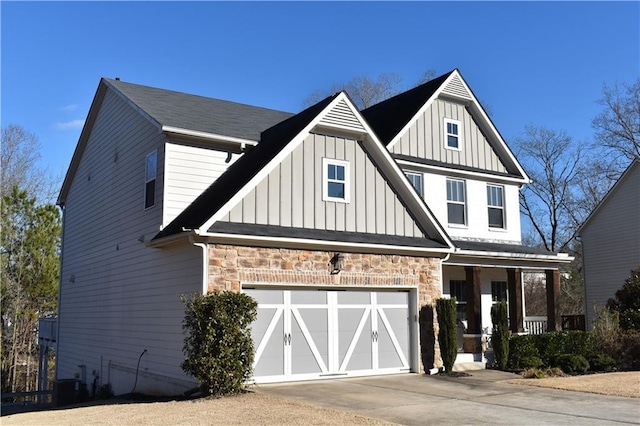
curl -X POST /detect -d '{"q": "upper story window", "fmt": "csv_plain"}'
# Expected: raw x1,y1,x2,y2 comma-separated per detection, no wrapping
444,118,461,150
446,178,466,225
145,150,157,209
487,184,505,229
405,172,423,197
491,281,508,303
323,158,350,203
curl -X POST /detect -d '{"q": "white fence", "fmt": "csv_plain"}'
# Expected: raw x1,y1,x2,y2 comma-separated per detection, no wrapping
524,316,547,335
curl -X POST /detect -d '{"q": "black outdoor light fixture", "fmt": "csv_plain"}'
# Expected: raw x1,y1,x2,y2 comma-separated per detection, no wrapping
330,253,345,274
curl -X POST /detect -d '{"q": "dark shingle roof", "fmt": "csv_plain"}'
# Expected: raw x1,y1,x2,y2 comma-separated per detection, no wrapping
361,71,454,145
154,93,339,240
209,222,449,250
105,78,294,141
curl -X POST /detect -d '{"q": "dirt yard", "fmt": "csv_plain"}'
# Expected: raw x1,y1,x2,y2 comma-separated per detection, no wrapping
4,372,638,425
506,371,640,398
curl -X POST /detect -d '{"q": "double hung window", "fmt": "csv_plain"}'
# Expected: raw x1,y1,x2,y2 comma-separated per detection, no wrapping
444,118,461,149
323,158,350,203
487,185,505,228
405,172,423,197
446,178,466,225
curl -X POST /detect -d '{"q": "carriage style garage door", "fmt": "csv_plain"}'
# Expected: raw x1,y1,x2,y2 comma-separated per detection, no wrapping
244,287,413,383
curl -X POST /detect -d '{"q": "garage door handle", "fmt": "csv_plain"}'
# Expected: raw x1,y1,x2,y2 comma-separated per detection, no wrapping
372,331,378,342
284,333,291,345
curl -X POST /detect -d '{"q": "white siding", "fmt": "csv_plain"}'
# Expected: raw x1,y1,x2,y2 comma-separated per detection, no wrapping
392,98,507,174
582,163,640,329
57,89,203,395
422,171,522,243
164,143,240,225
225,133,424,238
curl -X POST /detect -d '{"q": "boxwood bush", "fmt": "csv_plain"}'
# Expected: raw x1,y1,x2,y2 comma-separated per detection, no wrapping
508,334,543,370
491,301,510,369
555,354,590,374
181,291,258,396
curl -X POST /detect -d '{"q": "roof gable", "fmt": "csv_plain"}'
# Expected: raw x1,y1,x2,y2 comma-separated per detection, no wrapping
578,158,640,235
362,69,529,181
154,92,454,250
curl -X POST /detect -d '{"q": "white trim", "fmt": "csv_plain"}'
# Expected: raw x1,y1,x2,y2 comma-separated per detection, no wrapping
450,249,572,262
443,118,462,151
395,159,528,185
161,125,258,148
196,231,452,256
322,158,351,203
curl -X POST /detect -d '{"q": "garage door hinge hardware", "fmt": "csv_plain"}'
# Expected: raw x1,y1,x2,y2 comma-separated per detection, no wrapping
283,333,292,345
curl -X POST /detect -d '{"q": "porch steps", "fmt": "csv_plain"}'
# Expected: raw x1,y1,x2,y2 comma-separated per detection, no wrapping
453,352,489,371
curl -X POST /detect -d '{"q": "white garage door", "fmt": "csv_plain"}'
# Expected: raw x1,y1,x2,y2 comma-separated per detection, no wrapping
244,288,413,383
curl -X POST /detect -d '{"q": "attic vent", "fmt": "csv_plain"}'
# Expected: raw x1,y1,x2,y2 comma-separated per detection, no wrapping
441,74,472,99
318,99,365,132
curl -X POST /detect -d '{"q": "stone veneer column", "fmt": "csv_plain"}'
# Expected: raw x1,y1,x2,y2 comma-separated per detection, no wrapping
546,269,561,332
507,268,524,333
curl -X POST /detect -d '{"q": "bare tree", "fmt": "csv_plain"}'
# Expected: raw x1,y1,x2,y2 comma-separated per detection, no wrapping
515,125,584,252
1,124,58,203
304,69,438,110
592,79,640,166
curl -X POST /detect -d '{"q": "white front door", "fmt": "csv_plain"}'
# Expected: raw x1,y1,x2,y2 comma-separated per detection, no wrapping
245,288,411,383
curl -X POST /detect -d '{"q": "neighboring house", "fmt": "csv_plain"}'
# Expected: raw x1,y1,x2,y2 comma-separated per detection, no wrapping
56,70,570,395
579,158,640,330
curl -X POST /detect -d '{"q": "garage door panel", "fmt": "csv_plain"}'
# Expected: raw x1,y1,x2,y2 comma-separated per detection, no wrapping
292,308,329,375
291,289,327,304
377,291,409,305
338,290,370,304
247,288,283,304
377,309,408,369
253,309,285,377
339,308,372,372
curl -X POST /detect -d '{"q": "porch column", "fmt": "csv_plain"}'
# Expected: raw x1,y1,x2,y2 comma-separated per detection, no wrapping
465,266,482,334
507,268,524,333
546,269,561,332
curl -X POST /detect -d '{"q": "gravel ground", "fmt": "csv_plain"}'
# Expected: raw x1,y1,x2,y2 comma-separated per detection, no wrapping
507,371,640,398
2,392,391,425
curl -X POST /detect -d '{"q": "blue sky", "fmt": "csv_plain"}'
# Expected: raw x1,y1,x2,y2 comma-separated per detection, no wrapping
2,2,639,187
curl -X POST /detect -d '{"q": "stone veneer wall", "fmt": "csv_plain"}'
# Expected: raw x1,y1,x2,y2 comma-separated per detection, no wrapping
207,244,444,370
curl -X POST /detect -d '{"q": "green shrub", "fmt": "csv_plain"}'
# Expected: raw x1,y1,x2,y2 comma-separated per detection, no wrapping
587,353,616,372
607,267,640,331
555,354,590,374
508,334,542,369
537,331,595,366
491,301,510,370
181,291,258,396
436,298,458,373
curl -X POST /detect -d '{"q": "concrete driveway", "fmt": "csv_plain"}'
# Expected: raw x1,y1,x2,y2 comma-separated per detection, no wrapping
255,370,640,425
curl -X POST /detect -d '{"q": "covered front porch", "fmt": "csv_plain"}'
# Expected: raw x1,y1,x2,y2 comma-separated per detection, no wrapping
441,242,572,369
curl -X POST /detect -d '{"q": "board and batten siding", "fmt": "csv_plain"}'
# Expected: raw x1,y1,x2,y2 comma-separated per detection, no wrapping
163,142,240,225
222,133,424,238
581,163,640,329
391,98,507,174
58,88,202,395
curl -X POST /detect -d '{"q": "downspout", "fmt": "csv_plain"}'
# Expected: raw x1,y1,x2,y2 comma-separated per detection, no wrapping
54,204,66,382
188,231,208,295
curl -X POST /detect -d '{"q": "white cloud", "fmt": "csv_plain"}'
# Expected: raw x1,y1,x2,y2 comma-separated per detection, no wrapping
55,119,85,130
61,104,78,111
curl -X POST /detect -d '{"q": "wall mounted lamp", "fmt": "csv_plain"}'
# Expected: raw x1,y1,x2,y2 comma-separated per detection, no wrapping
330,253,345,275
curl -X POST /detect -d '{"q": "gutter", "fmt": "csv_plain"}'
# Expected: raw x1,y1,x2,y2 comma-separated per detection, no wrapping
188,231,209,295
162,126,258,150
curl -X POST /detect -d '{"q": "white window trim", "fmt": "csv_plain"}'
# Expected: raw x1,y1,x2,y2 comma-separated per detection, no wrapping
322,158,350,203
446,178,467,227
404,171,423,198
144,150,157,210
444,118,462,151
487,184,506,230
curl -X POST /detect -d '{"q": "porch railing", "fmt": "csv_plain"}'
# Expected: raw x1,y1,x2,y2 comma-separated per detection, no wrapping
524,316,547,335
